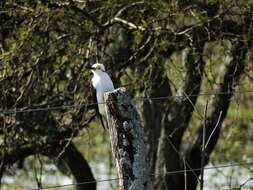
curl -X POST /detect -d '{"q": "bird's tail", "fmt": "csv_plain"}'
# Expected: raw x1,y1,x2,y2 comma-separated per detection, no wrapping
99,114,108,130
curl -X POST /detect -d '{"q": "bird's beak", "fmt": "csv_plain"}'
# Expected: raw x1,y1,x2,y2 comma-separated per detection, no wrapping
85,65,94,70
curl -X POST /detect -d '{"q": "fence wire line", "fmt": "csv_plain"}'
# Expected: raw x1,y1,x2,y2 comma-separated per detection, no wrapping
1,89,253,115
23,161,253,190
28,178,121,190
1,90,252,189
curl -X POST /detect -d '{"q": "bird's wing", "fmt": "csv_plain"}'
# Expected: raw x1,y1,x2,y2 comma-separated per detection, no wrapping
99,114,108,130
90,81,97,106
103,73,115,91
89,81,107,130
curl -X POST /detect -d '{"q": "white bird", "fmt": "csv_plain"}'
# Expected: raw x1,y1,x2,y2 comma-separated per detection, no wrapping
86,63,115,128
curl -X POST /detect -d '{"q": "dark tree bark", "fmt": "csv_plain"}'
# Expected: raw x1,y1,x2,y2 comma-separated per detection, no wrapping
185,41,247,190
104,87,154,190
136,63,172,174
52,143,96,190
155,41,247,190
0,142,96,190
155,48,206,189
0,146,36,181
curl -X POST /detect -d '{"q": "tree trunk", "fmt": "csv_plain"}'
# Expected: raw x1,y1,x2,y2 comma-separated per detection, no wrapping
185,41,247,190
53,143,96,190
135,62,172,174
155,48,206,189
104,87,154,190
155,41,247,190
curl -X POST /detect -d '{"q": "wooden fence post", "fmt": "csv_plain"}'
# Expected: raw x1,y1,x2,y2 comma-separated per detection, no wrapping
104,87,154,190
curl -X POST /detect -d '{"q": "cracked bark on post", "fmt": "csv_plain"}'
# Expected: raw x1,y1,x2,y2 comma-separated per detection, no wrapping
104,87,154,190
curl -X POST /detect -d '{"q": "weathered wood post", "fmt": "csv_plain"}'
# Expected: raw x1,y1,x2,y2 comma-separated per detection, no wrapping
104,87,154,190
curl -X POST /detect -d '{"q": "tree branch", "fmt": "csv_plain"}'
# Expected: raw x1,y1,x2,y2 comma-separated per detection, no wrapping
154,38,208,188
186,41,248,190
52,143,96,190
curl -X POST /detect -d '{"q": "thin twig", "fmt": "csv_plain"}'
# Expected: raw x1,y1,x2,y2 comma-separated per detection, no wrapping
34,155,43,190
183,157,187,190
223,177,253,190
85,37,93,59
113,17,145,31
103,2,144,28
55,130,76,161
166,137,201,183
204,111,223,149
200,101,208,190
182,91,204,121
240,177,253,188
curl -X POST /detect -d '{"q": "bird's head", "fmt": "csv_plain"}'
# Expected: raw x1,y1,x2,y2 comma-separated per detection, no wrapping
86,63,106,73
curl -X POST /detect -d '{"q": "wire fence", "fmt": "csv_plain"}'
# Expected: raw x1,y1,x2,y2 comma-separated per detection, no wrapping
1,89,253,115
1,89,253,189
24,162,253,190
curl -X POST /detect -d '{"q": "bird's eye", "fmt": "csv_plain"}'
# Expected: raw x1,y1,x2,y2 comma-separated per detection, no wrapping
95,66,101,70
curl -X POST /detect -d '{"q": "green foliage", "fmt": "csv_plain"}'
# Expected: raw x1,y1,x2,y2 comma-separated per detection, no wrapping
0,0,253,189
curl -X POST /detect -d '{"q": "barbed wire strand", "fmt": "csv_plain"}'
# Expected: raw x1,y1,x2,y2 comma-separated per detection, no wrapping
29,178,121,190
1,89,253,115
166,137,201,182
25,162,253,190
1,90,252,189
